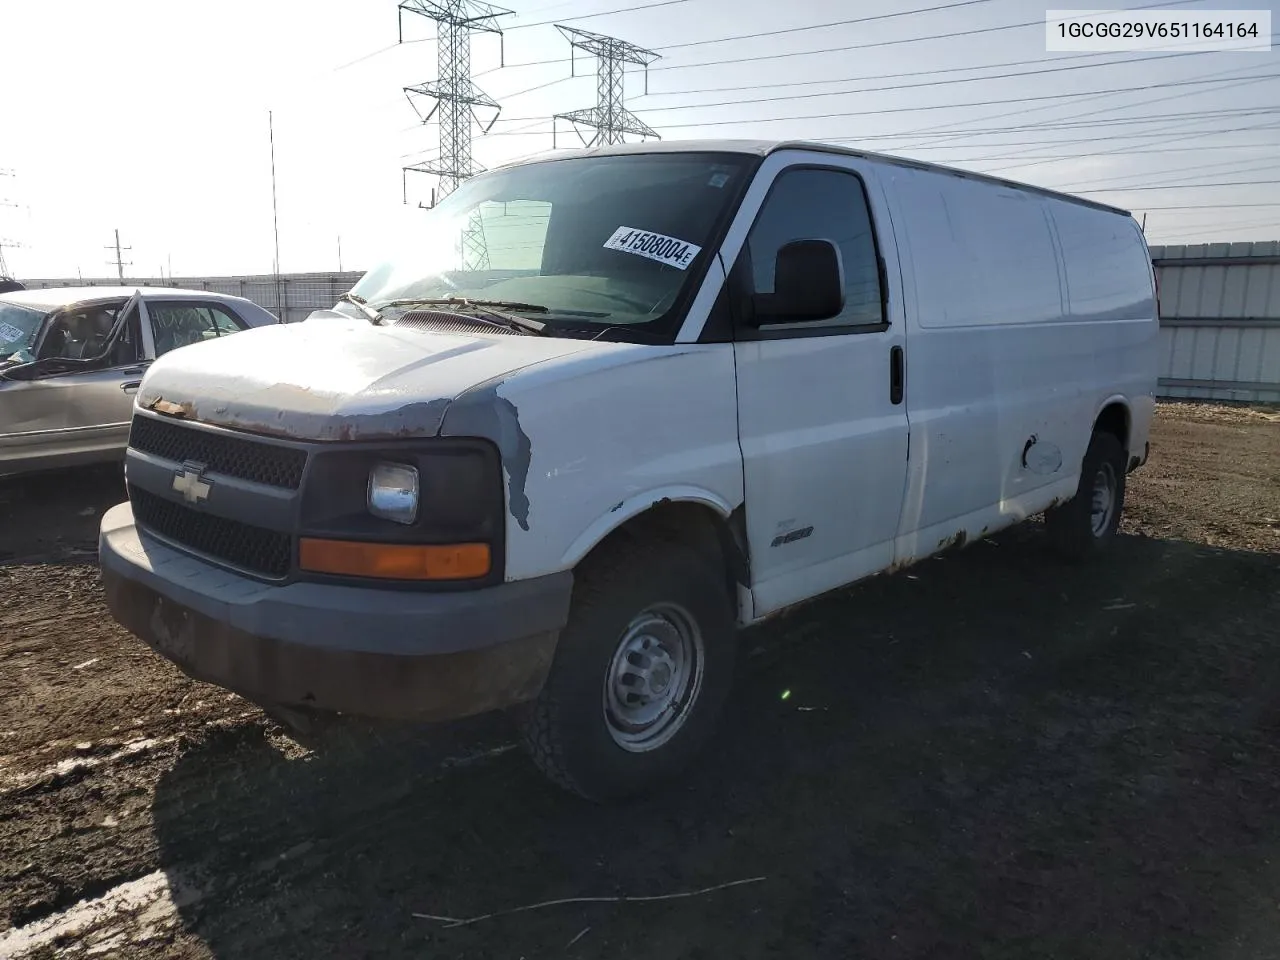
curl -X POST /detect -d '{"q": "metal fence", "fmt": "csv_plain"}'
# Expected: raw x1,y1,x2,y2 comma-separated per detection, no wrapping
1150,242,1280,404
24,247,1280,405
22,271,365,325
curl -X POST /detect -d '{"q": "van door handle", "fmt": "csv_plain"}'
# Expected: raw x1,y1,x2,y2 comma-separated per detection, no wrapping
121,381,141,393
889,345,904,405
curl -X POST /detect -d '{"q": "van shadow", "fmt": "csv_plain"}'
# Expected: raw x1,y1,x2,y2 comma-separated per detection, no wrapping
151,528,1280,960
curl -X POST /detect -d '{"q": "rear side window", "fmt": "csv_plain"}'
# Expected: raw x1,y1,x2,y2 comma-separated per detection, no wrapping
896,172,1064,329
149,302,247,357
740,167,885,330
1049,202,1155,321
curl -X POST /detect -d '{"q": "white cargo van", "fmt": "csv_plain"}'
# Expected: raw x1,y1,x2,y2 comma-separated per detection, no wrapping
98,140,1158,800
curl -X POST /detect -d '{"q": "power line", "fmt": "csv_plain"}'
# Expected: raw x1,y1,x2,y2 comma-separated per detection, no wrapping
508,0,689,31
932,144,1280,160
648,0,1205,71
657,0,1004,52
631,72,1280,130
1061,156,1280,190
1074,179,1280,195
636,50,1189,99
971,125,1280,172
893,59,1277,154
475,0,1205,76
640,49,1198,102
977,83,1280,173
630,63,1280,116
1135,203,1280,211
477,59,1277,128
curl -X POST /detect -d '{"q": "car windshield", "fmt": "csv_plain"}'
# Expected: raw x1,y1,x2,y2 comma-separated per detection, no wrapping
0,301,47,366
346,151,755,339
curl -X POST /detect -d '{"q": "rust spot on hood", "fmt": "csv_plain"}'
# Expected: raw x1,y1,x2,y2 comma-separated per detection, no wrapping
141,396,196,419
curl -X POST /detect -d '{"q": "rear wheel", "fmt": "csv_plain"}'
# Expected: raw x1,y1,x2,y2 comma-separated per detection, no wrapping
516,534,737,802
1045,429,1127,560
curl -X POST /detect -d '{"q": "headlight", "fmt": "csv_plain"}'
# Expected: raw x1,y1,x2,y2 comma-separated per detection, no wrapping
367,462,419,525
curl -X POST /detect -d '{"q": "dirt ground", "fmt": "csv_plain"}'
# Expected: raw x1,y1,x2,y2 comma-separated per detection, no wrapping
2,401,1279,960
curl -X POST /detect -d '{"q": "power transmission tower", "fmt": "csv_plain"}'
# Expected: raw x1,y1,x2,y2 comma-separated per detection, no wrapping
106,228,132,282
399,0,512,208
0,238,24,278
553,26,659,148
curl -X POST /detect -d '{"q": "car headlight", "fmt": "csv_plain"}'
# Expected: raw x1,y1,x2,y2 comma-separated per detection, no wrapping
367,462,419,525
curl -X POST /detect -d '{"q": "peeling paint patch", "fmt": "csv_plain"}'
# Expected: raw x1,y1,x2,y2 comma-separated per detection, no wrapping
441,385,533,532
141,397,196,419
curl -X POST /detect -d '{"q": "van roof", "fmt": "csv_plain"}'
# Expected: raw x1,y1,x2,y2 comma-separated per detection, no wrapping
491,138,1132,219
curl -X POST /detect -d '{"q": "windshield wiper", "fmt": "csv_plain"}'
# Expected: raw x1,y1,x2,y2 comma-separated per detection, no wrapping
337,292,384,326
372,297,551,336
376,296,550,314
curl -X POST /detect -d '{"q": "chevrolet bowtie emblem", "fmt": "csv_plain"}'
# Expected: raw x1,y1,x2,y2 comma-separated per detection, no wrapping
172,461,212,505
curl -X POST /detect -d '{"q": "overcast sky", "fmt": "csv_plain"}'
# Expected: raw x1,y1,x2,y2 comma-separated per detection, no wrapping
1,0,1277,279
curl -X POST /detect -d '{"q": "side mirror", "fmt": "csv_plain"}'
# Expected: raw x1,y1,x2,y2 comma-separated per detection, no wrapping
751,238,845,325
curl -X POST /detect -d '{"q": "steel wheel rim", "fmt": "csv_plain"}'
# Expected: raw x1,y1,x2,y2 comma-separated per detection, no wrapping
602,602,705,753
1090,461,1117,537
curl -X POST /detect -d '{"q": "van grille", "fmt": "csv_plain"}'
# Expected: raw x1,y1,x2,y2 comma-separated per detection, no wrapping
129,486,293,579
129,416,307,490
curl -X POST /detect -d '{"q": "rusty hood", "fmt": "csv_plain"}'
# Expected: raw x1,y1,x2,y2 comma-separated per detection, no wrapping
135,315,597,441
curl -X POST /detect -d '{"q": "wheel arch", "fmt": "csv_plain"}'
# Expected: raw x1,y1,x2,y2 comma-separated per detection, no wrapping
1092,395,1132,453
560,488,750,600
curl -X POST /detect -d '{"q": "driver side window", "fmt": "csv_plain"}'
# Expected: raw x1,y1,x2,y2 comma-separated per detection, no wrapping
737,167,885,332
37,302,142,366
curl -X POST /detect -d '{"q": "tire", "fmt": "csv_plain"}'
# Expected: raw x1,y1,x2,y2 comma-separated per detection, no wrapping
515,533,737,802
1045,429,1127,561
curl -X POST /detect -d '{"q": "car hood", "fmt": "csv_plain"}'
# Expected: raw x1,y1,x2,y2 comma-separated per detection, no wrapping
136,316,599,442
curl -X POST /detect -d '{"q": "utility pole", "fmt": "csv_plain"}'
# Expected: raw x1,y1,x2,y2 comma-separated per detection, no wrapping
553,26,659,147
105,228,132,282
269,110,281,276
337,235,343,272
398,0,512,208
268,110,285,320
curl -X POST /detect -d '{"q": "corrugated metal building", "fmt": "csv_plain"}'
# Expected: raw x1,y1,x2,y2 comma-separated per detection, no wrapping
1149,242,1280,404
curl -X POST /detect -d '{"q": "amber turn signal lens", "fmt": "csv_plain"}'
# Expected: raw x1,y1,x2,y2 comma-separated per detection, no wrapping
299,538,490,580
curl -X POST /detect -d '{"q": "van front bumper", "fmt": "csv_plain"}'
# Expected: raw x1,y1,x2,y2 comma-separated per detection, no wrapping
98,501,573,721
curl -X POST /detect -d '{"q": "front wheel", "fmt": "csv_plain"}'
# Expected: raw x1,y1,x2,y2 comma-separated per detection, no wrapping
515,534,737,802
1045,429,1127,561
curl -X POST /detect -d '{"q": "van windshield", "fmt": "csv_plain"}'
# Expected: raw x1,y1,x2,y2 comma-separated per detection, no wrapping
346,152,755,340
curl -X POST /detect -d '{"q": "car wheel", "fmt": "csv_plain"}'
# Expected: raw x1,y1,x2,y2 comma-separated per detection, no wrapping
1045,429,1127,561
516,533,737,802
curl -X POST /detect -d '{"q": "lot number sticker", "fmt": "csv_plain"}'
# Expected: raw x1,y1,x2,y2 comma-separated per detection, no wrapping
603,226,702,270
0,322,24,343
